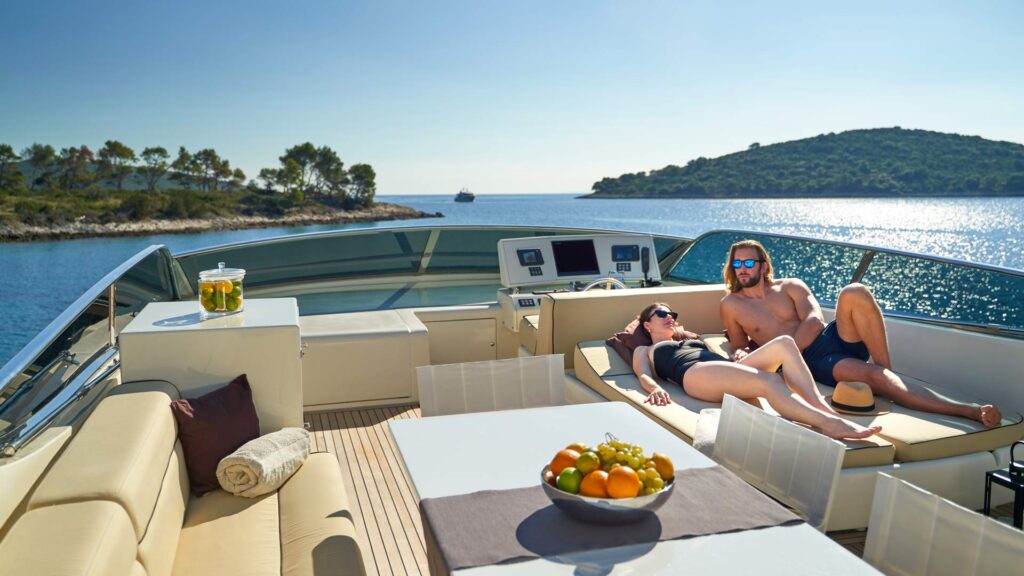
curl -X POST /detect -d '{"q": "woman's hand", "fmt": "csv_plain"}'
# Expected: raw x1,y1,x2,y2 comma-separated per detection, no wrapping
644,387,672,406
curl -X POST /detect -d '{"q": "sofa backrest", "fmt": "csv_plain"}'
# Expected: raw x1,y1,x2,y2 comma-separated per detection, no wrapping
5,380,189,576
536,284,728,368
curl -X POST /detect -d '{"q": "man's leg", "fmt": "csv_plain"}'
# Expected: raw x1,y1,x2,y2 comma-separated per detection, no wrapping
833,283,892,369
832,358,1002,427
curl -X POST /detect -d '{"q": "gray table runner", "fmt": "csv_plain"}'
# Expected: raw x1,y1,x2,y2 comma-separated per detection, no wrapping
420,465,802,574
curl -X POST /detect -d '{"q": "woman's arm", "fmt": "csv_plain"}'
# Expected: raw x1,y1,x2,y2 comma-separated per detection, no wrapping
632,345,672,406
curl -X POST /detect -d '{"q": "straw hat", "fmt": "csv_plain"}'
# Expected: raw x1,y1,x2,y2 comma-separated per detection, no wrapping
826,381,891,416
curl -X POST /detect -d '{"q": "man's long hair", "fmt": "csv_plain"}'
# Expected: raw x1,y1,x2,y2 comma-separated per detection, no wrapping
723,239,774,293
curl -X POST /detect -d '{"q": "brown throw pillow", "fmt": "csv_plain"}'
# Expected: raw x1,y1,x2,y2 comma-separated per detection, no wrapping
606,318,700,364
170,374,260,495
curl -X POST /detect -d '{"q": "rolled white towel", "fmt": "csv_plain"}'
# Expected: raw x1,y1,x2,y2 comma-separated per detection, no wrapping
216,427,310,497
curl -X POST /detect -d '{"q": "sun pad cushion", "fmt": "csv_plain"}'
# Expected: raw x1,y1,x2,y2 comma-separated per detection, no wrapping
573,340,896,468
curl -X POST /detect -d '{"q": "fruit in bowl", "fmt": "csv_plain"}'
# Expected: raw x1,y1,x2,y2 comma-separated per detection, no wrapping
540,435,676,524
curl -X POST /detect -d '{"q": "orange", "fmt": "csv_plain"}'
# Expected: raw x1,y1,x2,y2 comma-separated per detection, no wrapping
651,452,675,482
607,466,641,499
218,280,234,292
579,470,609,498
550,449,580,476
566,442,589,454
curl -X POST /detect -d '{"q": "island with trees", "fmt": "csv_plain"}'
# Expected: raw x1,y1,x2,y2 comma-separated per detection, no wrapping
0,141,439,241
585,128,1024,199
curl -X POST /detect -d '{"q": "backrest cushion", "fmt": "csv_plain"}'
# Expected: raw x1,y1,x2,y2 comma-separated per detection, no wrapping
538,284,727,368
29,381,180,539
171,374,260,495
2,501,137,576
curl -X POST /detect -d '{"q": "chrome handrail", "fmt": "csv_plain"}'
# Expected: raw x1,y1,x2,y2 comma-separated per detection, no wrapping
0,245,166,392
0,350,78,422
0,345,119,457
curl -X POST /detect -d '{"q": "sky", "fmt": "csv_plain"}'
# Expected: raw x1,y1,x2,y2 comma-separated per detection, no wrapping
2,1,1023,195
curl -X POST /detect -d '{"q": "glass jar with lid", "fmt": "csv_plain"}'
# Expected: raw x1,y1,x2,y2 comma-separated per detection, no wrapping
198,262,246,318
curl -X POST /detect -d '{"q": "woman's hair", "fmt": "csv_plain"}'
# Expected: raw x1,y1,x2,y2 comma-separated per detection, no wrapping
722,239,775,293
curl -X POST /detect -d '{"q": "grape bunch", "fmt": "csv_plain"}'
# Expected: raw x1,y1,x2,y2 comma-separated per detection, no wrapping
595,438,670,496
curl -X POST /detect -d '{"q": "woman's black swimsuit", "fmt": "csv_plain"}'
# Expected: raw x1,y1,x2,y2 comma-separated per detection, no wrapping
652,339,727,385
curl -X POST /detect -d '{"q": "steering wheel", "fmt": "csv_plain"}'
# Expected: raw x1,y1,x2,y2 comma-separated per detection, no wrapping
581,277,628,291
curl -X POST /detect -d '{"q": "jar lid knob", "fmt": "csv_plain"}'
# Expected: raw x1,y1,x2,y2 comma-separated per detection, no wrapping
218,262,225,272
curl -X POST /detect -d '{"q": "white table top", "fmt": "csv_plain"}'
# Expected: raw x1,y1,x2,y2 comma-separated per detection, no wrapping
121,298,299,334
390,402,880,576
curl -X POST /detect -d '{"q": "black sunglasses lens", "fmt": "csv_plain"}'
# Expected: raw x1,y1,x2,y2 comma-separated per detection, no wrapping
744,259,757,268
651,310,677,320
731,259,742,269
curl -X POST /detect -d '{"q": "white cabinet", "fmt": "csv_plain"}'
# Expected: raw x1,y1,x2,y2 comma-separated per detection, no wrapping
299,309,429,409
119,299,303,434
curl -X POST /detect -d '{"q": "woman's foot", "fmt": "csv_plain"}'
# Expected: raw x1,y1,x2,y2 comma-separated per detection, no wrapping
819,418,882,440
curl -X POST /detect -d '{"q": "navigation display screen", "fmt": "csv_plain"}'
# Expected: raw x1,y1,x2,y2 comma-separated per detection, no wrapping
516,248,544,266
552,240,600,277
612,244,640,262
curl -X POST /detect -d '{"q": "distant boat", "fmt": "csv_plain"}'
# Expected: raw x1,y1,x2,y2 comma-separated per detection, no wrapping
454,188,475,202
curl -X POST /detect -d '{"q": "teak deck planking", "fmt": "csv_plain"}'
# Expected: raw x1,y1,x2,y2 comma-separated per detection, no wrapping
305,404,1018,575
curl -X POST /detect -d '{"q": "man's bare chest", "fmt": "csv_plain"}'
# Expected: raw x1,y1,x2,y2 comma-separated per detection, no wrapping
736,293,800,326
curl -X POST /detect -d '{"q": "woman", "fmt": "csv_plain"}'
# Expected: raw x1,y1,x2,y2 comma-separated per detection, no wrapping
632,303,882,440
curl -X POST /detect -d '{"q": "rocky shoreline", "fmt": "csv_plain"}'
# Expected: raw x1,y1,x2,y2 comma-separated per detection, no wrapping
0,203,442,242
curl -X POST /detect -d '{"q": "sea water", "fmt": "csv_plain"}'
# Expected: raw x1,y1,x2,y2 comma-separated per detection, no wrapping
2,194,1023,367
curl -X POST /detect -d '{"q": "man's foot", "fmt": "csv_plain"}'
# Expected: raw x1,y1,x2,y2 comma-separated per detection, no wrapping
974,404,1002,428
819,418,882,440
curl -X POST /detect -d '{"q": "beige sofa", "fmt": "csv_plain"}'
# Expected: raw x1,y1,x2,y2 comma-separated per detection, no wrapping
0,380,365,576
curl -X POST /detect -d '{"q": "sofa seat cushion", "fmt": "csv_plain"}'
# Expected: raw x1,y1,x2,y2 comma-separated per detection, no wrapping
173,490,280,576
29,381,180,539
0,501,137,576
838,378,1024,462
574,341,896,468
279,453,364,576
519,315,540,356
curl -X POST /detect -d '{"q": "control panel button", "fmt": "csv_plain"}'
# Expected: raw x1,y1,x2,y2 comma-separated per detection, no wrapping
529,266,543,276
616,262,632,272
517,298,536,307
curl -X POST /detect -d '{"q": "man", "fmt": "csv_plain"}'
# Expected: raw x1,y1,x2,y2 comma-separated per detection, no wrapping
719,239,1002,427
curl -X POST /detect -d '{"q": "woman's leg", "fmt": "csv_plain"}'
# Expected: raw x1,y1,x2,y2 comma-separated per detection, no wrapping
738,335,838,415
682,362,881,440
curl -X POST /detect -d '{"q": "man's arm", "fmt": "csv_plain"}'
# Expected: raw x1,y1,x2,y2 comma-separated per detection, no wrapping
785,279,826,350
720,297,752,361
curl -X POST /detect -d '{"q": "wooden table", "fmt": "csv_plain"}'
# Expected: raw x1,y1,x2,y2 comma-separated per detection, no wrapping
390,402,880,575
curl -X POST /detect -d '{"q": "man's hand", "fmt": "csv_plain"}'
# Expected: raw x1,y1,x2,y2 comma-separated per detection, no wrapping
731,348,749,362
644,387,672,406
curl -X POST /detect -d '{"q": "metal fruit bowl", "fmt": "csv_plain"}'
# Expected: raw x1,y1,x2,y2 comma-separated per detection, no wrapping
540,465,674,525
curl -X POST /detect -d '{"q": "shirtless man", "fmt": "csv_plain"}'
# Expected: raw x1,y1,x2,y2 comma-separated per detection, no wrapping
719,239,1002,428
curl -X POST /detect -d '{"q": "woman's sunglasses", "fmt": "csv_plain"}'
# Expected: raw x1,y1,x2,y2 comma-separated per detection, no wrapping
731,258,762,269
648,309,678,320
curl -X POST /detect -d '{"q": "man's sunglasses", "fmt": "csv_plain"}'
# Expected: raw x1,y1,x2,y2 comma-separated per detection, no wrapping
649,309,678,320
732,259,762,269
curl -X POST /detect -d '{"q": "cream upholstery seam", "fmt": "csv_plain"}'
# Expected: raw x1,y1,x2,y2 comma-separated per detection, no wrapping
136,445,176,544
82,505,122,576
114,394,166,537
